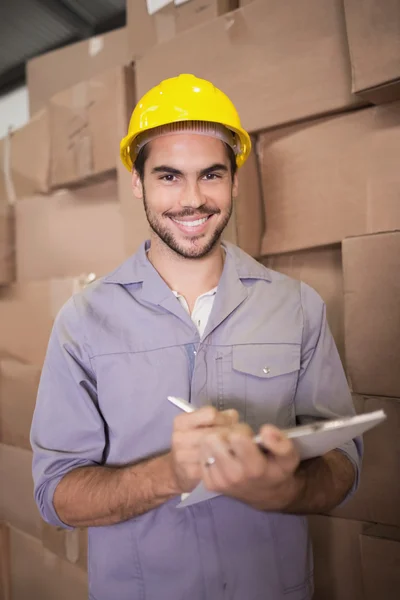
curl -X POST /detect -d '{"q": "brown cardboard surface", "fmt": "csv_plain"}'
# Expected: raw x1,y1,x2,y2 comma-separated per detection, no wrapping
344,0,400,103
0,445,42,539
27,27,129,115
360,524,400,600
0,277,89,365
0,523,11,600
118,160,149,257
261,245,345,363
136,0,362,134
16,178,126,281
9,527,87,600
41,523,87,572
49,65,135,188
175,0,238,33
308,515,366,600
0,109,50,203
343,231,400,397
0,358,40,450
127,0,237,57
118,139,264,258
331,395,400,526
259,102,400,255
0,207,15,286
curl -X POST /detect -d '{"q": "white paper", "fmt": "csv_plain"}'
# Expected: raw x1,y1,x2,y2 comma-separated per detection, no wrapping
177,410,386,508
174,0,192,6
88,36,104,57
146,0,173,15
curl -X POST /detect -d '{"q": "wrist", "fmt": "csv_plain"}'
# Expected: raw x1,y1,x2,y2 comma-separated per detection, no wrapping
159,452,183,496
279,468,307,513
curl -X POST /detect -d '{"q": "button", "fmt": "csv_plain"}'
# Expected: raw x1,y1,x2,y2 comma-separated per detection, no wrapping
193,350,197,355
263,367,271,375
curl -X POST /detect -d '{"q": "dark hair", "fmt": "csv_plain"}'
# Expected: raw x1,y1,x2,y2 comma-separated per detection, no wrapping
133,142,238,182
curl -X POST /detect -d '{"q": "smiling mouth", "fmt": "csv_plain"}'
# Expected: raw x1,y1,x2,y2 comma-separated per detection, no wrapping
170,216,211,227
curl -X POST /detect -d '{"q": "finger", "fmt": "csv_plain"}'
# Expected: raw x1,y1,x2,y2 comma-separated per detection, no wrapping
172,426,235,464
200,432,242,490
174,406,239,431
228,430,266,478
258,425,300,471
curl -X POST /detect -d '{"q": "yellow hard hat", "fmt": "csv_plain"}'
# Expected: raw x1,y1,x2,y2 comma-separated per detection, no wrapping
120,74,251,171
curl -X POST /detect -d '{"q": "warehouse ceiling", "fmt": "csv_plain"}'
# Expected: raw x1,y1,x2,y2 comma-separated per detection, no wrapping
0,0,126,93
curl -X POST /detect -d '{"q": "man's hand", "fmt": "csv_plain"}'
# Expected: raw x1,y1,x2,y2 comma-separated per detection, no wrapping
170,406,239,493
200,423,301,511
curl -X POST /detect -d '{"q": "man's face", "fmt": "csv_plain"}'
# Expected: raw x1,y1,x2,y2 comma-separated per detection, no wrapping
131,133,239,259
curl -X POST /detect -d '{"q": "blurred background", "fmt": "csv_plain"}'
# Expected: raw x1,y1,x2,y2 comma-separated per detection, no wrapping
0,1,399,599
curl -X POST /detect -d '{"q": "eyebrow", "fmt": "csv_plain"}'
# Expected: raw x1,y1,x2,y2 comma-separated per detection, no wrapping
151,166,183,176
151,163,229,177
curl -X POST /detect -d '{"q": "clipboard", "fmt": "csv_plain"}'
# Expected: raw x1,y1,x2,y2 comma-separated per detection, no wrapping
176,409,386,508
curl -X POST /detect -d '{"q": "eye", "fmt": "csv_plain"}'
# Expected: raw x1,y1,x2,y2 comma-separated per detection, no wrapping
160,174,177,182
203,172,222,181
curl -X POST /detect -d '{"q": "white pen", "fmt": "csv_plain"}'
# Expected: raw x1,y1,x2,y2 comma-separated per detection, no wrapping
167,396,195,413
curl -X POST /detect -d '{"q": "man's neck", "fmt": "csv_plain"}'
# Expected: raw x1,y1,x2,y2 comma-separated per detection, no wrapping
147,234,225,311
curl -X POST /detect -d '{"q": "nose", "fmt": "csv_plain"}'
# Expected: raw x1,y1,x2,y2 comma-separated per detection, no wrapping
179,180,205,209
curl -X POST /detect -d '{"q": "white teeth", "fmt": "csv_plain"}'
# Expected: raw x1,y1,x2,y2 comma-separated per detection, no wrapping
173,217,208,227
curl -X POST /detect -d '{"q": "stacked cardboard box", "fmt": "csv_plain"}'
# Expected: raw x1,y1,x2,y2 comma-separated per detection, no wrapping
0,35,137,600
27,27,130,115
127,0,239,57
344,0,400,104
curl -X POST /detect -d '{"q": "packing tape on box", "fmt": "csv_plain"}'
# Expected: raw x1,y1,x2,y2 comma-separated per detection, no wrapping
155,12,177,43
3,130,16,206
224,10,246,43
71,82,94,180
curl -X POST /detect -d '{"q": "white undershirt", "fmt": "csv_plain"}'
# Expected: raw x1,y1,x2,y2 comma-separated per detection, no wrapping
172,287,217,337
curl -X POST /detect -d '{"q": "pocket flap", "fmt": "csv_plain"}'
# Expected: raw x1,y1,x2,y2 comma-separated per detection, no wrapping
232,344,301,379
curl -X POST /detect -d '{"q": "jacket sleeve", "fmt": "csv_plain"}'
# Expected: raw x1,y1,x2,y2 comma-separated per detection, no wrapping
30,295,105,529
294,282,363,506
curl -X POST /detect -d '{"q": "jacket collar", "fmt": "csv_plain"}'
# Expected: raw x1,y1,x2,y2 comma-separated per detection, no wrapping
103,241,272,287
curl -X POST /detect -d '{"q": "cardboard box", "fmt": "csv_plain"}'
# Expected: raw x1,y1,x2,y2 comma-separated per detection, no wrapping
0,523,11,600
331,395,400,526
308,515,365,600
343,231,400,397
344,0,400,104
27,27,130,115
9,527,87,600
16,178,126,281
0,358,40,450
0,276,91,365
136,0,362,134
118,136,264,258
259,102,400,255
0,445,42,539
127,0,238,57
41,523,87,572
261,245,345,363
0,109,50,200
360,524,400,600
49,65,135,188
0,206,14,286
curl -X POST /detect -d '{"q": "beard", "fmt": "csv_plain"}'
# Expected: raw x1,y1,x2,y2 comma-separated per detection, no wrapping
143,190,233,259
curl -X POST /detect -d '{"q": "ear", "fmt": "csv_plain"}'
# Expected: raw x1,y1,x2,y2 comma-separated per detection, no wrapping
131,169,144,200
232,172,239,199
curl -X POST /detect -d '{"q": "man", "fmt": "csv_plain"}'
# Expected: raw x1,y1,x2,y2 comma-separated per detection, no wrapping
31,74,362,600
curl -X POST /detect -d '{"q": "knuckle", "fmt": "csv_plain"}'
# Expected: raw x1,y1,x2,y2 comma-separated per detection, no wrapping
203,406,218,421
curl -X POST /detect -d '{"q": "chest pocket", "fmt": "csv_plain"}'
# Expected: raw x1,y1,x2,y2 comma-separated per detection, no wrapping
229,344,301,431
